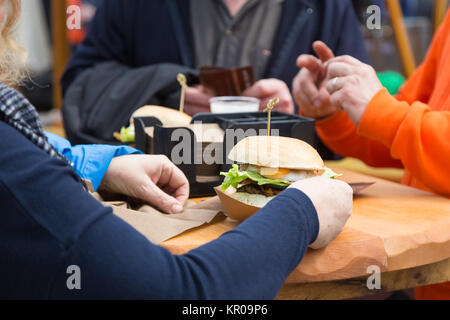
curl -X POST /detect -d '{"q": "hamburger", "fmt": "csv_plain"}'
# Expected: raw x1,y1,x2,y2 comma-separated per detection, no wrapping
114,105,192,143
220,136,340,208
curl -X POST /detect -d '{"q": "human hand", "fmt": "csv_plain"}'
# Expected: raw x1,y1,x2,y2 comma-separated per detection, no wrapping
292,41,339,119
184,85,214,116
289,177,353,249
325,56,383,126
242,78,295,114
99,155,190,214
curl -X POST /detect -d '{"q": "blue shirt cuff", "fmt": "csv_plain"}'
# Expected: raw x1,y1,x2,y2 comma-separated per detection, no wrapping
45,132,142,191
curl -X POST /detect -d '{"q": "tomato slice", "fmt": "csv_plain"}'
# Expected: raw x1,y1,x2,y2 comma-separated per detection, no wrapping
239,179,254,186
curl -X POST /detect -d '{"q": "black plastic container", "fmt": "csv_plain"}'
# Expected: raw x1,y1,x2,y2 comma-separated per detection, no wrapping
135,111,316,197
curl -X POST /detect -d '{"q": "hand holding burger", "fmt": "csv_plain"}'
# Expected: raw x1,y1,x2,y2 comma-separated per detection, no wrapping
220,136,352,249
289,177,353,249
221,136,341,207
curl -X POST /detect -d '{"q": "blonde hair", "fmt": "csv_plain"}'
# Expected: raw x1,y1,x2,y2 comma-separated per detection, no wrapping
0,0,26,86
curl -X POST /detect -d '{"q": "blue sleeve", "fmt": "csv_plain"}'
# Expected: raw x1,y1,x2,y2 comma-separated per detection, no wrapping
45,132,142,191
0,121,319,300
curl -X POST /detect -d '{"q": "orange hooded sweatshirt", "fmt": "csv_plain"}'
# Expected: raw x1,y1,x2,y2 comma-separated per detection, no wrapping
315,10,450,300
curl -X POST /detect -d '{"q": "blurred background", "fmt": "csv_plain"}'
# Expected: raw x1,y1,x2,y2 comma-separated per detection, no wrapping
16,0,448,133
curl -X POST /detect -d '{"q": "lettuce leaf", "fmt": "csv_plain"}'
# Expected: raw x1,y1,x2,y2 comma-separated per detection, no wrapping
321,168,343,179
220,164,291,191
120,126,135,143
220,165,343,192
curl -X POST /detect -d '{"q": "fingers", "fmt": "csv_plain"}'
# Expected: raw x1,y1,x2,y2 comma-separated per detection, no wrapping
243,79,294,113
185,86,213,107
296,41,335,70
161,160,190,207
326,62,353,79
293,42,337,117
326,76,346,95
296,54,321,72
184,104,210,116
152,156,190,209
294,68,321,105
318,83,331,105
325,55,361,67
141,181,186,214
293,69,338,119
243,79,287,98
328,87,346,108
312,41,335,63
303,76,322,107
289,177,353,249
133,155,189,214
292,72,312,113
184,86,214,115
242,79,275,98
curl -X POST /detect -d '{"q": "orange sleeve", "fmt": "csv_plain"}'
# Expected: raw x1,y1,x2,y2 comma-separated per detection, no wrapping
358,88,450,197
316,110,403,168
316,11,450,197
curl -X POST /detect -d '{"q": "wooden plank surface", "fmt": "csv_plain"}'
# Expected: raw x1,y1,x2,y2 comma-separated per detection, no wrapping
162,167,450,283
276,258,450,300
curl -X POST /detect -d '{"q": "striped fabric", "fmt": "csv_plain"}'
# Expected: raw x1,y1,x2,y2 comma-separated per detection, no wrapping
0,83,70,164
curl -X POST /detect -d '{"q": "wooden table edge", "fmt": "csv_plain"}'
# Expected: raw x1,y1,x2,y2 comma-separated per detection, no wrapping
276,258,450,300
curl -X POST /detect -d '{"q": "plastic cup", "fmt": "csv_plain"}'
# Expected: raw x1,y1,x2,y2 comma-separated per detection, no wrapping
209,97,261,114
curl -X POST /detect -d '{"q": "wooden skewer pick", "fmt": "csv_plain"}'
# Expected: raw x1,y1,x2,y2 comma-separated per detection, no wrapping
264,97,279,137
177,73,187,113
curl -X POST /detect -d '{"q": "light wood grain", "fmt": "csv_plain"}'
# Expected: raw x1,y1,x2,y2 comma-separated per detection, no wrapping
162,167,450,283
276,258,450,300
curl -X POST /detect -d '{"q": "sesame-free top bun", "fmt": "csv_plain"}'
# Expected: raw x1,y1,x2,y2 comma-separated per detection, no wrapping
130,106,192,127
228,136,325,171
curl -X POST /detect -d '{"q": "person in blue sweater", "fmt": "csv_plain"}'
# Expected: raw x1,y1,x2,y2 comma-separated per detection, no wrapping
0,0,353,299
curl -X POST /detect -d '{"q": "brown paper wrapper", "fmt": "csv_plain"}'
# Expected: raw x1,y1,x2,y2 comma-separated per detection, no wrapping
91,193,224,245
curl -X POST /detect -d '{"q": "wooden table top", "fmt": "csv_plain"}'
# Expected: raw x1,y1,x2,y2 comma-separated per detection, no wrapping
161,166,450,284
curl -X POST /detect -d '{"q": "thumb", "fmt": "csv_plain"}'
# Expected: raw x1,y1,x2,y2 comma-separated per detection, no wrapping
141,180,185,214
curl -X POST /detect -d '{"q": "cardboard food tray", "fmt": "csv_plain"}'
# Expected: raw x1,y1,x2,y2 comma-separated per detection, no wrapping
215,182,375,221
134,112,317,197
